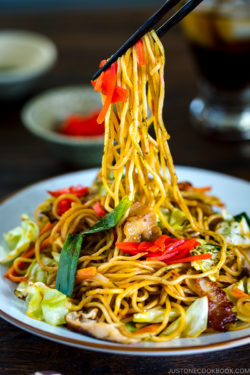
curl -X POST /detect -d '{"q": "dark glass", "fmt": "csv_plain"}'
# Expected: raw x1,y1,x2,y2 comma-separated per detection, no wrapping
190,40,250,90
182,0,250,140
183,3,250,90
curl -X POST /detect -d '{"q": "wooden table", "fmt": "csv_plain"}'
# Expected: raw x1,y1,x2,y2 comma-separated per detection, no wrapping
0,8,249,375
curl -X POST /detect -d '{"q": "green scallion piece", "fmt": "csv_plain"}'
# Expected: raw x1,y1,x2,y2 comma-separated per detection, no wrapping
55,233,83,296
83,196,131,235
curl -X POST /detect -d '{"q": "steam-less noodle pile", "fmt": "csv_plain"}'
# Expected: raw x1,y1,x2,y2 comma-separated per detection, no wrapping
1,31,250,343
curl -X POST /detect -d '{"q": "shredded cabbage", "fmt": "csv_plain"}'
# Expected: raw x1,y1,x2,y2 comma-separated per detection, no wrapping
52,251,60,263
0,214,39,264
15,255,58,299
224,278,246,304
161,314,181,337
26,282,70,326
191,240,221,281
216,210,250,245
168,208,188,230
224,277,250,322
15,281,30,299
89,179,107,198
158,208,188,230
161,297,208,338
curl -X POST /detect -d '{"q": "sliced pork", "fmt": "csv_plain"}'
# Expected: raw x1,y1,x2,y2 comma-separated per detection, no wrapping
124,203,161,242
196,278,236,331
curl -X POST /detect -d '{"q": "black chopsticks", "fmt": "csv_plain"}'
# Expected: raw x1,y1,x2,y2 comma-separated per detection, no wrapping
157,0,204,37
92,0,204,81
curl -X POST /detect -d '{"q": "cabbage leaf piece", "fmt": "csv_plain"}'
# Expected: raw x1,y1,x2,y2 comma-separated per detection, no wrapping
168,208,188,230
190,240,221,281
0,214,39,264
133,308,179,323
224,277,250,322
15,255,58,299
158,208,188,230
161,297,208,338
216,210,250,245
26,282,70,326
95,181,107,197
224,278,246,305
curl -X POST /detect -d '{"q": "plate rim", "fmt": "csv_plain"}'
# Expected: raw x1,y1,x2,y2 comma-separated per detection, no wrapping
0,309,249,355
0,166,249,355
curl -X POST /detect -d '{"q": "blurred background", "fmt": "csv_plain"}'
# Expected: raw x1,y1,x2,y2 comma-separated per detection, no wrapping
0,0,163,10
0,0,250,203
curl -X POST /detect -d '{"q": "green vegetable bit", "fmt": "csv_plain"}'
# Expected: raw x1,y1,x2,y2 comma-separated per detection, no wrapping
234,212,250,227
55,233,83,296
83,196,131,235
125,322,137,332
55,197,131,296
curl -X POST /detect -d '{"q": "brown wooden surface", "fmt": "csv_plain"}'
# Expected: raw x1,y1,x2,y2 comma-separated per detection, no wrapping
0,8,249,375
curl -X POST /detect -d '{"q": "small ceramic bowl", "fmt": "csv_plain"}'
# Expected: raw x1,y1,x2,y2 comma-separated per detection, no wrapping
21,85,104,167
0,30,57,100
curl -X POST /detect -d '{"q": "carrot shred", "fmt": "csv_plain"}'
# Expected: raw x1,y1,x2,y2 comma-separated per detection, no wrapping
75,267,97,283
4,267,15,279
192,186,212,192
136,39,146,65
4,250,35,281
40,237,51,250
6,274,29,282
40,222,54,236
217,202,225,207
135,323,161,334
231,287,249,299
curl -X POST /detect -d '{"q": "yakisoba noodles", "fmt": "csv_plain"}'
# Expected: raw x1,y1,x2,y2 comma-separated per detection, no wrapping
1,31,250,343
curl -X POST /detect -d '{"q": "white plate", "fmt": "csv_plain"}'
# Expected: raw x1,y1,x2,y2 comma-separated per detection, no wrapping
0,166,249,356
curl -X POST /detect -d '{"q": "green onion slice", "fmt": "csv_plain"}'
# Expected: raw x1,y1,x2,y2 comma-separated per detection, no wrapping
83,196,131,235
55,233,83,296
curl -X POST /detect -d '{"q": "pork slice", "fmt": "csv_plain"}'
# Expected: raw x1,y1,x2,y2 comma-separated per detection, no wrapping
196,278,236,331
124,210,161,242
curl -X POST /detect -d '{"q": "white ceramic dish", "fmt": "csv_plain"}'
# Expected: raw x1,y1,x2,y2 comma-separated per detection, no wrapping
0,166,249,356
21,85,104,167
0,30,57,99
